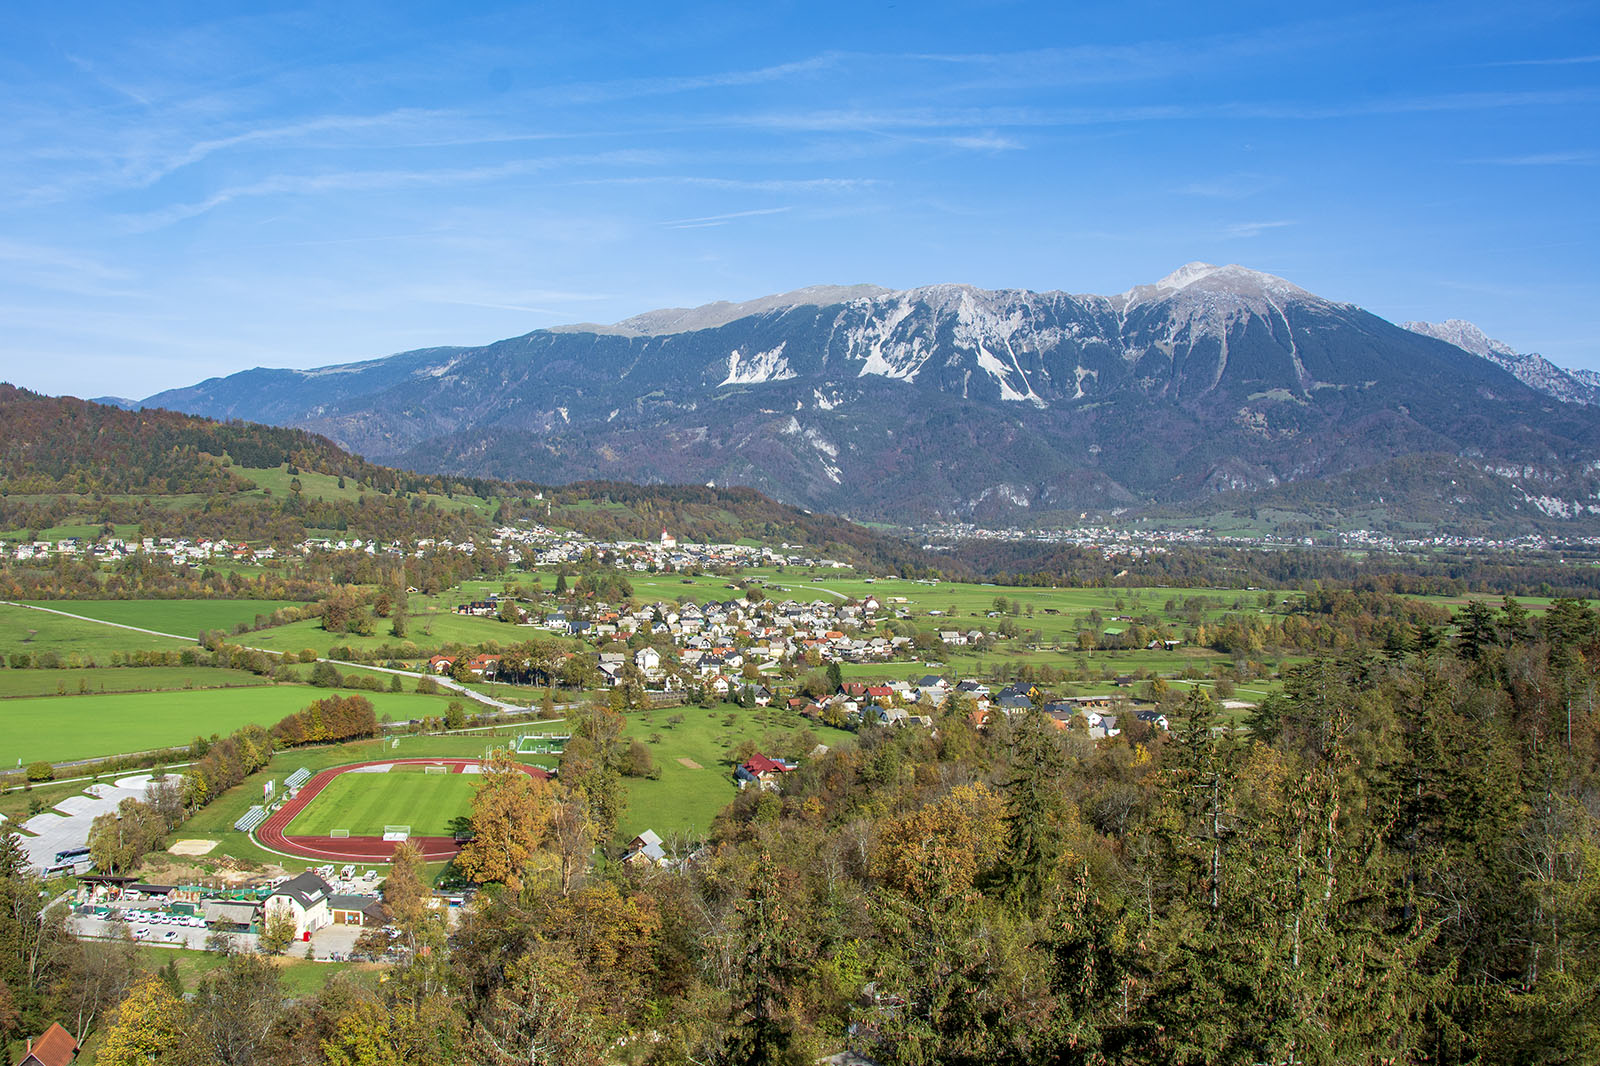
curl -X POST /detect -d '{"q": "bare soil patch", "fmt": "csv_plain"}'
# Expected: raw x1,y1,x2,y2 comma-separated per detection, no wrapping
168,839,219,856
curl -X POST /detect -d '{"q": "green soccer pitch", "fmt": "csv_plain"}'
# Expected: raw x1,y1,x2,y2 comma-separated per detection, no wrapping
283,769,477,839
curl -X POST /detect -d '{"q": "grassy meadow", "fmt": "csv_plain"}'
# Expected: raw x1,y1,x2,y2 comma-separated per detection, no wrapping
0,665,272,699
0,685,465,766
0,603,194,658
14,599,307,637
616,700,853,841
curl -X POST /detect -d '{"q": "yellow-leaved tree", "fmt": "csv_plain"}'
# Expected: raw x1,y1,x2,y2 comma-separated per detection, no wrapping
455,750,552,893
96,975,186,1066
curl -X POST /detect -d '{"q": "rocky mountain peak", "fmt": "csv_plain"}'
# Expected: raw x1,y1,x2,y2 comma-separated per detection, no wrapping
550,283,891,338
1403,319,1520,360
1112,262,1314,313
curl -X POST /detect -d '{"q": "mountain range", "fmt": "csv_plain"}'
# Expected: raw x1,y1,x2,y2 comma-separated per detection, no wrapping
134,264,1600,532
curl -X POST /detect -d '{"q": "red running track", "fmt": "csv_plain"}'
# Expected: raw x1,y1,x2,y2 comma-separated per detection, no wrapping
254,758,551,864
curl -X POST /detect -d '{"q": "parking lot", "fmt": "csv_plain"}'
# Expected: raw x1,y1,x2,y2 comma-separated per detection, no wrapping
70,910,222,951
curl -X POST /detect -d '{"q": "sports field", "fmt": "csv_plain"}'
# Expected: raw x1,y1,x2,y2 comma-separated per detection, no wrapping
283,767,477,838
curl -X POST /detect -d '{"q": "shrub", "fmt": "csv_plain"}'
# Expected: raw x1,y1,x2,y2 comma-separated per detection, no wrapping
26,761,54,782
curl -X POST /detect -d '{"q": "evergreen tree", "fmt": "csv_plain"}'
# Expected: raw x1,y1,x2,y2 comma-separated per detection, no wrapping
1000,705,1069,907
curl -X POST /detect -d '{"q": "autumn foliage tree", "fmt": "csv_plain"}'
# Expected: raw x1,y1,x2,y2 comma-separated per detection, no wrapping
271,694,377,746
456,751,552,893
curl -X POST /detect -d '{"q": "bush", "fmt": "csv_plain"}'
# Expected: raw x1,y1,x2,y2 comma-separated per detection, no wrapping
26,761,54,782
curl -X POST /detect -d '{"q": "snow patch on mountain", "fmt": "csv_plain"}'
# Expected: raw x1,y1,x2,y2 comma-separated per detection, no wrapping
804,427,838,458
975,344,1028,402
299,363,372,378
848,293,930,381
1116,262,1311,312
414,358,462,379
721,343,795,386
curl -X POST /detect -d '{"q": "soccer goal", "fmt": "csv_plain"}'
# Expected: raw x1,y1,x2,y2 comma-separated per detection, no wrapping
382,825,411,842
329,829,350,839
423,764,448,775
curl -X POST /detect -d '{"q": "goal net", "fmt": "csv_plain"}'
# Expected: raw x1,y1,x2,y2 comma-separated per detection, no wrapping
329,829,350,839
423,764,448,775
382,825,411,842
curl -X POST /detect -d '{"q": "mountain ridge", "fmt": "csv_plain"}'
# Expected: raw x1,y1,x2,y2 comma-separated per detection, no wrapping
1402,318,1600,407
136,265,1600,533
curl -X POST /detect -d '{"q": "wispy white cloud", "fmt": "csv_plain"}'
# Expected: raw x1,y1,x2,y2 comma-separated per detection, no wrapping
1230,87,1600,120
119,151,660,230
660,206,793,229
1465,150,1598,166
1177,172,1275,199
538,54,841,105
714,87,1595,137
1484,53,1600,67
1224,220,1295,239
400,283,616,316
578,176,879,193
0,240,132,282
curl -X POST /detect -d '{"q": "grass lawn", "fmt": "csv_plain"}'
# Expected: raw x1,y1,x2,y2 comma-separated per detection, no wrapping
286,768,477,838
617,701,854,842
15,599,308,638
0,666,272,699
0,685,464,766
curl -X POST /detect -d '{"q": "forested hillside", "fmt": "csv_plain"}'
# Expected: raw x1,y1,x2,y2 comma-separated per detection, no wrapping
0,386,931,572
7,601,1594,1063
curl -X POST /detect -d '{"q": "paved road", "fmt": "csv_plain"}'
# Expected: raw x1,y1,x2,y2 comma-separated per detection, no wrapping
320,658,523,711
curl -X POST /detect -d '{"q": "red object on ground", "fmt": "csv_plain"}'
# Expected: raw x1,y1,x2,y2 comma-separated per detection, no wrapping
255,758,552,863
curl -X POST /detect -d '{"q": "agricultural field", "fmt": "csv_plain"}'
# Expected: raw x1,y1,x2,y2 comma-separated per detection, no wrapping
0,665,272,699
600,567,1291,638
242,605,510,657
238,587,588,660
0,603,193,659
15,599,307,638
285,768,477,838
0,685,464,766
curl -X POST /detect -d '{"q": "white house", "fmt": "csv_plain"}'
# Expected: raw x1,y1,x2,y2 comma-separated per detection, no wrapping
264,872,334,939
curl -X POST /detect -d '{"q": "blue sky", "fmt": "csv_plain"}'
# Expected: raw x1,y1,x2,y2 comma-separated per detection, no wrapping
2,0,1597,398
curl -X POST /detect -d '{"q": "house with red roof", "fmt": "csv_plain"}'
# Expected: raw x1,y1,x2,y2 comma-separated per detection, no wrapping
16,1023,78,1066
734,753,798,790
